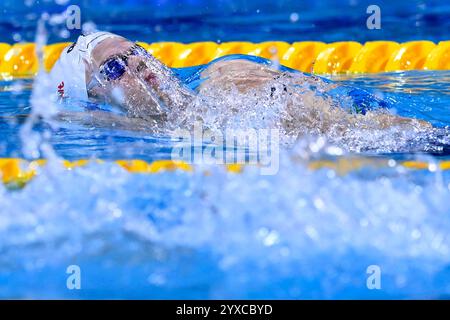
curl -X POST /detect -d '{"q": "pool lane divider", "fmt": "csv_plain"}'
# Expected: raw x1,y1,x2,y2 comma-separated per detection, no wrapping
1,40,450,79
0,158,449,188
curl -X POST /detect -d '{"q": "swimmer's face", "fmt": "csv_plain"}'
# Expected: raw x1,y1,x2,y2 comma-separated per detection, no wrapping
88,37,165,118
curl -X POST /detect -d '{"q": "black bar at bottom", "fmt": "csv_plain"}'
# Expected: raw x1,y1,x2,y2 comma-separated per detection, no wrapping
0,300,447,317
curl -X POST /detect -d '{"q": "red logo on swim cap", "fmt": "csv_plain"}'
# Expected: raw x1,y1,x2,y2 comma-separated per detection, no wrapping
57,81,65,98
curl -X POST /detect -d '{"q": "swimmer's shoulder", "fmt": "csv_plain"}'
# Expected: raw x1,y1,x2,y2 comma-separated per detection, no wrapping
201,55,279,79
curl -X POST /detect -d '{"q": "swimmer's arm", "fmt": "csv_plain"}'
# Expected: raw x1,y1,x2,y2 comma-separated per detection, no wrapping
55,110,161,132
363,112,432,129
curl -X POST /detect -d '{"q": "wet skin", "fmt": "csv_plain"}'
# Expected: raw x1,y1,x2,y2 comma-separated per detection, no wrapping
63,36,431,134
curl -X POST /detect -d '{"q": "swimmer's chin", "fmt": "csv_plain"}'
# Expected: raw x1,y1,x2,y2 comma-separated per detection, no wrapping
88,87,169,121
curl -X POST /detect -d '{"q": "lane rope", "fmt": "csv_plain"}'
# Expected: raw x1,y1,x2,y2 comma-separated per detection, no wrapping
0,158,449,187
0,40,449,79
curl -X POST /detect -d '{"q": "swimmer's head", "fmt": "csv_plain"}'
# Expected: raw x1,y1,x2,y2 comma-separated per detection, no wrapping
87,36,175,118
49,32,179,119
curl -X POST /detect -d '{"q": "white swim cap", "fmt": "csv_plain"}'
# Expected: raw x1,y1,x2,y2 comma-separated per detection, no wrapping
48,32,121,101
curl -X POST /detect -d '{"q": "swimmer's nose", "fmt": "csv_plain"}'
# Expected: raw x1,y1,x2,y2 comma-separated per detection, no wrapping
126,55,148,73
136,61,147,73
126,56,158,86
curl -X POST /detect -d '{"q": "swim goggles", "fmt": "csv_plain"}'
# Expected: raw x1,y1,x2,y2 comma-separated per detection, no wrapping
99,44,152,82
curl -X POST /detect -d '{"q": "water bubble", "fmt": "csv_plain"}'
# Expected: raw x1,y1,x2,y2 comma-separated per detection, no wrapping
289,12,299,23
261,230,279,246
12,33,22,42
48,14,66,25
313,197,326,210
305,226,319,241
388,159,396,167
59,29,70,39
326,170,336,179
411,229,422,240
82,21,97,34
148,273,166,286
154,24,162,33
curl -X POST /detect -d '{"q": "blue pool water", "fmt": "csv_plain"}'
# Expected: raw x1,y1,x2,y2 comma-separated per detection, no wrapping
0,0,450,299
2,0,450,44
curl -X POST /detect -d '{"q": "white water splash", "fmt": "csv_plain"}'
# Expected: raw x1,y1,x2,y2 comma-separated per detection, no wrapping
20,13,61,163
169,70,448,153
0,140,449,298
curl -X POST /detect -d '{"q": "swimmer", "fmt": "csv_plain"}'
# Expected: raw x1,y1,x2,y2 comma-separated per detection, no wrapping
48,32,431,136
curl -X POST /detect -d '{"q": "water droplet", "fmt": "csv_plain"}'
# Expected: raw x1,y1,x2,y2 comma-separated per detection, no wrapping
290,12,299,23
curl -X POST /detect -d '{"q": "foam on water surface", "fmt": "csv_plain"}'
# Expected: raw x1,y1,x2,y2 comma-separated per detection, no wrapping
0,141,450,299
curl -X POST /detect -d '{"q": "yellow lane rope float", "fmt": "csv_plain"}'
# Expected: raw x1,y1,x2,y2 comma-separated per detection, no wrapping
0,158,449,188
0,40,450,79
